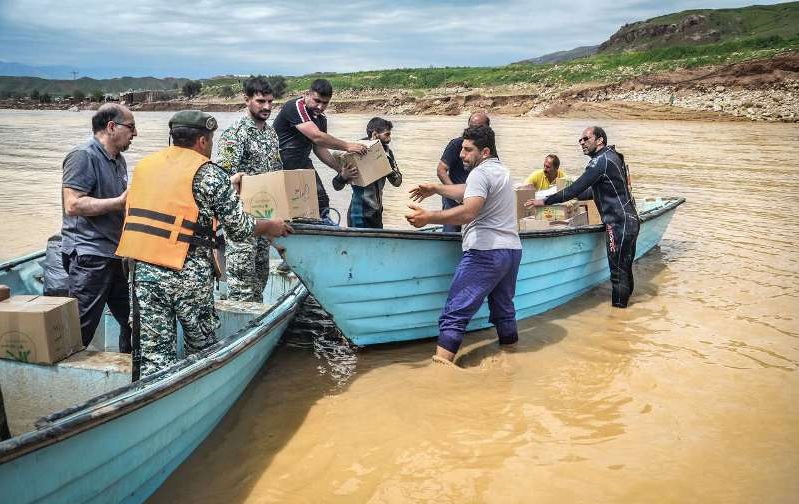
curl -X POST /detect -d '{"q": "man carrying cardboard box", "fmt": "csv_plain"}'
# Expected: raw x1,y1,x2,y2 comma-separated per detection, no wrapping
406,125,522,364
332,117,402,228
273,79,367,222
526,126,639,308
217,76,283,302
436,111,490,232
116,111,292,379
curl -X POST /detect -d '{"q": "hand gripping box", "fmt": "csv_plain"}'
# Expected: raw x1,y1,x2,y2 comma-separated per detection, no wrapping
239,169,320,220
0,295,83,365
338,140,393,187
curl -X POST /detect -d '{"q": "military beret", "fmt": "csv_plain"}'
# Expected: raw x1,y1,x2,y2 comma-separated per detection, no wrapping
169,110,218,131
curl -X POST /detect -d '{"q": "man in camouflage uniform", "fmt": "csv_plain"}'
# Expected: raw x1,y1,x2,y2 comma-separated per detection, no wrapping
217,76,283,302
118,111,291,378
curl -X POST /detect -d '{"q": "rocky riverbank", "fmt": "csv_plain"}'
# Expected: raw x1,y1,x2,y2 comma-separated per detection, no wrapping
3,53,797,122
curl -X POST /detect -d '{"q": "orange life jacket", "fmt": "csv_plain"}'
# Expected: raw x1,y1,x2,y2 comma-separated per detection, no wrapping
116,146,214,270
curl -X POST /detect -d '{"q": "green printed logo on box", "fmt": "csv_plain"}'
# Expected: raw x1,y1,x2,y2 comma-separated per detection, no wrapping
0,331,35,363
246,191,278,219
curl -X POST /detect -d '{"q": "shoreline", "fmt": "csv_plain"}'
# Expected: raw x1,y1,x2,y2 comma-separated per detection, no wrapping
2,53,797,122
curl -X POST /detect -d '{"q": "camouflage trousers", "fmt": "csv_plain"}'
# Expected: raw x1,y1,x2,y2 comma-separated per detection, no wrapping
225,235,270,302
135,277,219,377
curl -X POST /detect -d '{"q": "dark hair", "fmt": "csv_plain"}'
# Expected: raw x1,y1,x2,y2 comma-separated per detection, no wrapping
462,125,497,157
545,154,560,169
366,117,392,138
309,78,333,98
243,76,274,98
91,104,126,133
171,127,211,148
591,126,607,146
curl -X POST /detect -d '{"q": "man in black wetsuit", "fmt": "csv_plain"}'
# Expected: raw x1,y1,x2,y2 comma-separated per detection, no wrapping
526,126,640,308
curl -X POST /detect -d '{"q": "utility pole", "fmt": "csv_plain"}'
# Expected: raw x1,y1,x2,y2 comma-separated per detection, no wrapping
71,70,79,80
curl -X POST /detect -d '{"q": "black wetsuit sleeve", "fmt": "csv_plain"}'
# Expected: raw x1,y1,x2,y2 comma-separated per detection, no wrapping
545,158,604,205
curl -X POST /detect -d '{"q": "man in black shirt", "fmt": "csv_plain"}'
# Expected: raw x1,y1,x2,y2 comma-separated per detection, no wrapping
436,111,490,232
273,79,366,219
526,126,640,308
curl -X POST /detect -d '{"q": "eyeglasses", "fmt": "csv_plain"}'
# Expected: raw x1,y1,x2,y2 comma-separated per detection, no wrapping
114,122,136,131
578,136,592,143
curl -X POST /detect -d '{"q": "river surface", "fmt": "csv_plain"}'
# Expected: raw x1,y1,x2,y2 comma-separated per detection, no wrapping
1,110,798,503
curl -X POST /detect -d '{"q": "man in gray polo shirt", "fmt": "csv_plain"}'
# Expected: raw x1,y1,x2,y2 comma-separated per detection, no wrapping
407,125,522,363
61,103,135,352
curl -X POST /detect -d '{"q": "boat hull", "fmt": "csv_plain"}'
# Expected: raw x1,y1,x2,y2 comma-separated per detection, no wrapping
279,198,683,346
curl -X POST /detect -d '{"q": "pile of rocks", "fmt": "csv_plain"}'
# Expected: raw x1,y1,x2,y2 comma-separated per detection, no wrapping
579,80,799,121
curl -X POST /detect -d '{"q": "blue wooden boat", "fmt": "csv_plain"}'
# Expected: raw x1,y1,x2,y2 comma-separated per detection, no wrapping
277,197,684,346
0,250,307,504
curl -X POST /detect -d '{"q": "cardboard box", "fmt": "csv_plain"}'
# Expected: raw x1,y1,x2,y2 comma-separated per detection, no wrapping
551,211,589,228
555,177,572,191
240,169,319,220
518,217,553,232
338,140,393,187
534,201,577,222
575,200,602,225
515,187,537,222
0,296,83,365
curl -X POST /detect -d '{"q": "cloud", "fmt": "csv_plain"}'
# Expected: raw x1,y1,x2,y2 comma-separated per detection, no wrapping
0,0,789,78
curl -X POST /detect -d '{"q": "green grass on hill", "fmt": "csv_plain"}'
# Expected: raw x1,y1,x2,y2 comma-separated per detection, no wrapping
650,1,799,41
275,35,798,93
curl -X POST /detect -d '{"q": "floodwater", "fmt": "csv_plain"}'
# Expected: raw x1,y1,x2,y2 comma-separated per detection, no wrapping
0,110,798,503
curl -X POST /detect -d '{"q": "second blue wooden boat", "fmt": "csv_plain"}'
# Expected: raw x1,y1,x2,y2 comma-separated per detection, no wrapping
0,252,307,504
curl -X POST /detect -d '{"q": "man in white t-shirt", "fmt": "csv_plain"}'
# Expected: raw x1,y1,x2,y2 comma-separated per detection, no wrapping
407,125,522,363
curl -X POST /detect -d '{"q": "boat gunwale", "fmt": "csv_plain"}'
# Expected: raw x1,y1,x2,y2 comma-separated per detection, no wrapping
284,197,684,239
0,273,307,464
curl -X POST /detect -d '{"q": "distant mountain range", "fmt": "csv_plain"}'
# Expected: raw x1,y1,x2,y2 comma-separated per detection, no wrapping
0,75,188,97
517,1,799,64
0,61,77,80
514,46,598,65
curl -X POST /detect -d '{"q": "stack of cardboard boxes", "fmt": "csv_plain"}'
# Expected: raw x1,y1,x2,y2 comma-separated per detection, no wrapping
514,178,602,233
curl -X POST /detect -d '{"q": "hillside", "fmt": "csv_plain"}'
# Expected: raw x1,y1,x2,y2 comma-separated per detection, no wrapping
599,1,799,52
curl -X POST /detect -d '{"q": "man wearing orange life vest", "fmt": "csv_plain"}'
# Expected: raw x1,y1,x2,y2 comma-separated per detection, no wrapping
116,110,292,379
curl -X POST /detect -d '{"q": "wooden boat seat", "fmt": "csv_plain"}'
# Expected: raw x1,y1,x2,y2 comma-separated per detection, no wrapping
0,350,131,436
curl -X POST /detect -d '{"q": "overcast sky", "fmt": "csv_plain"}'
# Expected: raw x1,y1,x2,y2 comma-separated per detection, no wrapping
0,0,790,78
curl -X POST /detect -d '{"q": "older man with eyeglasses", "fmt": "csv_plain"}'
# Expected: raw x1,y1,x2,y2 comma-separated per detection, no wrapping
526,126,640,308
60,103,136,353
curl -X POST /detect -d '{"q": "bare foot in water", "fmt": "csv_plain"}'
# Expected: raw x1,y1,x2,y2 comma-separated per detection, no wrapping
432,355,460,368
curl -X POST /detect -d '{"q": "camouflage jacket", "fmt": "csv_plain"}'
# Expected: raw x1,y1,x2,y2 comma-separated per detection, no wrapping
217,114,282,175
135,162,255,283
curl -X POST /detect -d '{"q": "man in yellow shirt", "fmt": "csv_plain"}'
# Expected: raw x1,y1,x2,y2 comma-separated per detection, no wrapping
524,154,566,190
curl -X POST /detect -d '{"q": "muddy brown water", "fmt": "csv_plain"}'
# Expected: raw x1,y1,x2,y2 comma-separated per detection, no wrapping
0,110,797,503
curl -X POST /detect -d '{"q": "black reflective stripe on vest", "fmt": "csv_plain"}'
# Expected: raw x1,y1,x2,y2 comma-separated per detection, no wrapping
124,222,214,248
127,207,204,232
